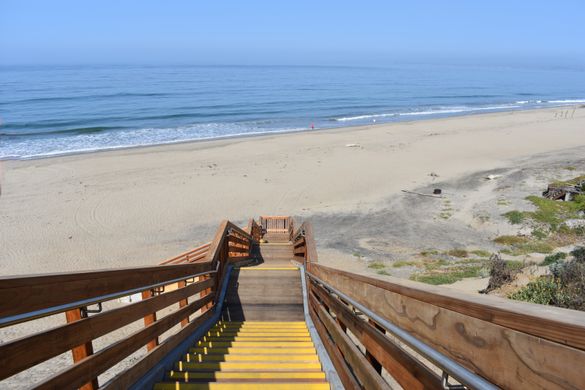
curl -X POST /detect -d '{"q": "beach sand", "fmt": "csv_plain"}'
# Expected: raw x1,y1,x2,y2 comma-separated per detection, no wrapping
1,106,585,277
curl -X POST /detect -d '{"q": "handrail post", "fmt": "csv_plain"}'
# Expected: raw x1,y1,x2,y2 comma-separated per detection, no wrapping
178,280,189,327
141,290,159,351
65,308,98,390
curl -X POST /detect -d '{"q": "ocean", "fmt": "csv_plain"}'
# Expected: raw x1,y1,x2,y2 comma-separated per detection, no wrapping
1,64,584,159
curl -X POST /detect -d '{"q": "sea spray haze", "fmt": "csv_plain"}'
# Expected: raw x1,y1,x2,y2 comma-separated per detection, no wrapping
1,64,585,159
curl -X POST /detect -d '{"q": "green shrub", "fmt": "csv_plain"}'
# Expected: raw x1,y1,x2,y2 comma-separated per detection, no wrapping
411,266,482,285
447,249,468,258
411,273,460,285
505,260,524,271
493,235,529,245
392,260,418,268
377,269,391,276
519,241,554,254
470,249,491,257
525,195,584,229
504,210,525,224
571,246,585,263
551,175,585,187
541,252,567,266
423,259,449,270
509,278,565,305
367,261,385,270
513,253,585,311
531,229,548,239
493,235,554,255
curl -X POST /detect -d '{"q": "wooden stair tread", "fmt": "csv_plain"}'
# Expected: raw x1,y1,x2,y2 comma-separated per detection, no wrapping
155,320,328,389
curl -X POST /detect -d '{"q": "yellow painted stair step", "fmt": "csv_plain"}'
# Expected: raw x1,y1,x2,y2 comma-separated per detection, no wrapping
212,327,308,330
190,347,317,355
217,321,306,324
207,329,310,334
183,354,319,362
199,337,312,342
168,371,327,380
155,383,330,390
176,361,322,371
213,325,308,330
215,323,306,327
207,330,309,336
205,333,310,338
239,267,298,270
196,342,315,348
203,334,312,337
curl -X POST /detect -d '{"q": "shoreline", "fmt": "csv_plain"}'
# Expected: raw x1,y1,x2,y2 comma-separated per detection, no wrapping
2,104,582,162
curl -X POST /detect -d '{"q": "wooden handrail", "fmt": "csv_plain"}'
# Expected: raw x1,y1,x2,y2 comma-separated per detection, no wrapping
0,262,214,324
0,278,214,381
308,263,585,390
0,219,255,389
247,218,262,242
292,220,318,265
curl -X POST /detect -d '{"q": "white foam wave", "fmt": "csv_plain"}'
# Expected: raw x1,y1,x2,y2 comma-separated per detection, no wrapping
0,123,309,160
399,108,468,116
335,113,397,122
335,104,524,122
547,99,585,104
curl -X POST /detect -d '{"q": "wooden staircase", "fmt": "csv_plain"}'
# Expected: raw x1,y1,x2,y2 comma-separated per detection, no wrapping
223,240,303,322
154,321,329,389
152,224,326,388
3,216,585,390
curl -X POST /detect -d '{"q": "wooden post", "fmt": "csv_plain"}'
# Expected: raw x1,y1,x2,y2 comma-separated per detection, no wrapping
178,280,189,327
65,308,98,390
141,290,159,351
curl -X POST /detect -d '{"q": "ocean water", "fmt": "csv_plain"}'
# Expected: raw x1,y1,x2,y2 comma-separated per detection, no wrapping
1,64,584,159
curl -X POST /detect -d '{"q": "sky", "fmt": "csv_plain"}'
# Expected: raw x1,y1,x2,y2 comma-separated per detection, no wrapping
1,0,584,67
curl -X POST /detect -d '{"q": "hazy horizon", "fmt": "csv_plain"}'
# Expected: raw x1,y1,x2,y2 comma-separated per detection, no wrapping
1,1,584,68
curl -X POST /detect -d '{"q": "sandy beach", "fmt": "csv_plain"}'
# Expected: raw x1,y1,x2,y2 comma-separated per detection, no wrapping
1,106,585,276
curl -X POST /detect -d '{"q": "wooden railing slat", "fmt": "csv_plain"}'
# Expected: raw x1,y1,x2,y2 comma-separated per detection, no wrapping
36,293,214,390
309,302,360,390
310,291,391,390
311,281,442,390
159,243,211,265
228,236,249,247
101,309,214,389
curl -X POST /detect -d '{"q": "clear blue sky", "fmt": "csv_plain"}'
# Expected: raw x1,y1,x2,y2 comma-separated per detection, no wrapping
1,0,584,67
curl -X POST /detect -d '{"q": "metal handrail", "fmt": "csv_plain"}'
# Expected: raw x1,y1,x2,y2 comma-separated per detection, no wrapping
306,272,499,390
0,268,218,328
